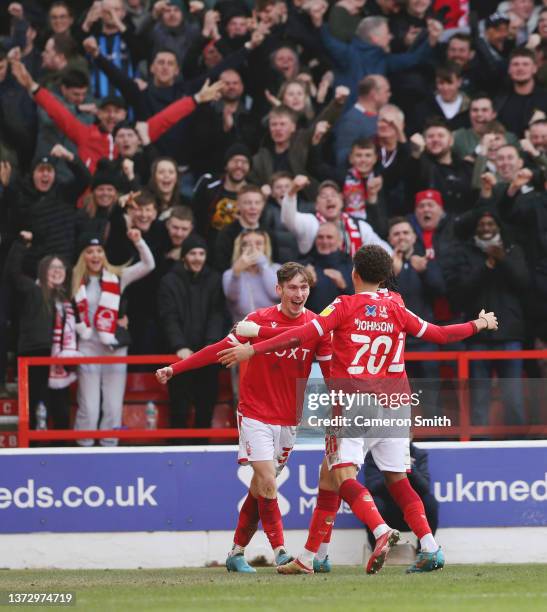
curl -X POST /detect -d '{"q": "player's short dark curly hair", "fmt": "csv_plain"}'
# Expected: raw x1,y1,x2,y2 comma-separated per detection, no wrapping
353,245,393,284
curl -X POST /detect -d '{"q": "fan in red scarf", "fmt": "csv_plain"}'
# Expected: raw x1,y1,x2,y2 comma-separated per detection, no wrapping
74,238,121,346
342,139,383,220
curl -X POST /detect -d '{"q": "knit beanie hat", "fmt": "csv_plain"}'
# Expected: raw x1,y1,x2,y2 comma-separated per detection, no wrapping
77,232,104,256
91,159,120,190
180,233,207,258
224,143,252,166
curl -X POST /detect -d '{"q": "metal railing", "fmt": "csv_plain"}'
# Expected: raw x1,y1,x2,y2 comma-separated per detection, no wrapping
15,350,547,446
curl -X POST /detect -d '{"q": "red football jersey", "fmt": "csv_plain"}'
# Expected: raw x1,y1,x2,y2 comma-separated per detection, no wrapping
230,305,332,426
377,287,405,307
312,293,428,381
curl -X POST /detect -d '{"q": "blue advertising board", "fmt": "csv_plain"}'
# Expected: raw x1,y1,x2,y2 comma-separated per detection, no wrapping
0,443,545,533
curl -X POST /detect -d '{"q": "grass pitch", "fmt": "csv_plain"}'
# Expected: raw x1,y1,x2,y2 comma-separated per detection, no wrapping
1,565,546,612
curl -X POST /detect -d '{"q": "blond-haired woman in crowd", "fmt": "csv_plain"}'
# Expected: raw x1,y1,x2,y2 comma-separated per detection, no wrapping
222,230,280,322
72,229,155,446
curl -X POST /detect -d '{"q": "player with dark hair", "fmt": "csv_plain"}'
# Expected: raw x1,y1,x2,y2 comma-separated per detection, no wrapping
219,245,498,574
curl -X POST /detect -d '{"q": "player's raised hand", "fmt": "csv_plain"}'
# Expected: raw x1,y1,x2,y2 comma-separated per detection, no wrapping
155,366,173,384
235,320,260,338
477,309,498,331
217,343,255,368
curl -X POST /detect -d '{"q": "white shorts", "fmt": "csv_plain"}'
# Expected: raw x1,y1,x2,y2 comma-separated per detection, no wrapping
237,414,297,476
325,434,410,473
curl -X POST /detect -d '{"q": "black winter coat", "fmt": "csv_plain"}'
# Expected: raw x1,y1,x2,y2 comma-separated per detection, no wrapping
157,262,224,353
3,157,90,276
447,239,529,342
395,256,446,337
6,241,54,354
301,250,353,314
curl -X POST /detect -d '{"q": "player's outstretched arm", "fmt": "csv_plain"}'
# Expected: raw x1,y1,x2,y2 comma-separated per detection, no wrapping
218,320,322,368
235,320,291,339
156,337,235,383
407,308,498,344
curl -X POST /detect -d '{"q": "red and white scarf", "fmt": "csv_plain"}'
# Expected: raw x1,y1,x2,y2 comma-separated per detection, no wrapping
49,301,81,389
343,168,368,217
316,212,363,257
75,270,120,345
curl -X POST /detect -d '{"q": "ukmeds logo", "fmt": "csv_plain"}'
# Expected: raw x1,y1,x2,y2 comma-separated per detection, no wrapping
434,473,547,503
426,445,547,528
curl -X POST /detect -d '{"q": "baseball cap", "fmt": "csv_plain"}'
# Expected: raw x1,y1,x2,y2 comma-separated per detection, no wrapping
32,155,56,171
485,12,510,29
98,95,127,110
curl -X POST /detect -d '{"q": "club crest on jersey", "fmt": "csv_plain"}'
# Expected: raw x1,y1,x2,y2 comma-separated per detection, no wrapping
271,322,278,327
379,305,388,319
365,305,377,317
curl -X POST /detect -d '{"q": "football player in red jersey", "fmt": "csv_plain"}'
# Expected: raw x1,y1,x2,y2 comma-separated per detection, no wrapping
219,245,498,575
156,263,333,573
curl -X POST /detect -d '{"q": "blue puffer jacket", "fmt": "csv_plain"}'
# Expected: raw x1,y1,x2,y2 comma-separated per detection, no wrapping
320,25,435,104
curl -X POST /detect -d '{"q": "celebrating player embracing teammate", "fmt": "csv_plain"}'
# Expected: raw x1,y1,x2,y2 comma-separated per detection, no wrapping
219,245,499,574
156,263,332,572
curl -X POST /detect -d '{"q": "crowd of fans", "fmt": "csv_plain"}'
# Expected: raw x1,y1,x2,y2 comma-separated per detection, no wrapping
0,0,545,443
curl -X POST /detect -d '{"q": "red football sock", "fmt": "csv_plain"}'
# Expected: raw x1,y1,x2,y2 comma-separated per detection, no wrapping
339,479,385,532
233,492,259,547
388,478,431,539
257,496,284,550
322,496,341,544
304,489,339,553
